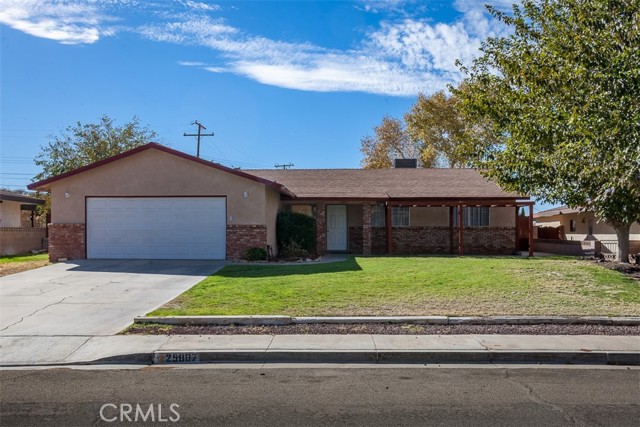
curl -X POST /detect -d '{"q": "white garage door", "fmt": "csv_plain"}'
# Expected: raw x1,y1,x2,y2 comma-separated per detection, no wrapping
86,197,226,259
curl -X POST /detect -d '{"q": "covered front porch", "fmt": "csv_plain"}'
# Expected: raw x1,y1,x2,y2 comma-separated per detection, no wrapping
288,199,534,257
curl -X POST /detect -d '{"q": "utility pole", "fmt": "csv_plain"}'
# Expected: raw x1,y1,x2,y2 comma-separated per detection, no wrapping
274,163,294,170
183,120,214,158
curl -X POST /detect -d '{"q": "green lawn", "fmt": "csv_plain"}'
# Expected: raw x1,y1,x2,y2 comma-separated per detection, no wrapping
150,256,640,317
0,253,49,277
0,253,48,263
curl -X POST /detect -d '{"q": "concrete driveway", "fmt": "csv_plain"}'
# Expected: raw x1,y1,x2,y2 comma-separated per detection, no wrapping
0,260,225,336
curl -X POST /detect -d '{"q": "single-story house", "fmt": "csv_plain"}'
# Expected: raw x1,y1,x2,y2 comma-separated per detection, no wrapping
535,206,640,257
0,189,47,256
28,143,534,261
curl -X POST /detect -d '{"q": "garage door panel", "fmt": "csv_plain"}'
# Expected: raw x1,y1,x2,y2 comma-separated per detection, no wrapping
87,197,226,259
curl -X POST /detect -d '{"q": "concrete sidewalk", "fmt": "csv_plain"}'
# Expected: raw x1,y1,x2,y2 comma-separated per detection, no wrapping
1,334,638,366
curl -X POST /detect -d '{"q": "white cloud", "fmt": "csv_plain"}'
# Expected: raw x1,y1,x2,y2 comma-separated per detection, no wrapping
0,0,112,44
203,66,226,73
178,60,206,66
0,0,509,96
139,2,504,97
179,1,220,12
356,0,407,14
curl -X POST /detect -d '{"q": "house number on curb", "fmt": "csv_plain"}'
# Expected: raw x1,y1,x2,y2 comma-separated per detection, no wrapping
158,353,200,363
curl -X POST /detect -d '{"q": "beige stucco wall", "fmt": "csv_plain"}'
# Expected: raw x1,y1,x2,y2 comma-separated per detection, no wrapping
48,148,270,225
0,200,22,227
411,207,449,226
490,207,516,227
536,212,640,241
265,188,282,251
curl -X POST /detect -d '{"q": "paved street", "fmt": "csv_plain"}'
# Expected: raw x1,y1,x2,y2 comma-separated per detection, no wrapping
0,260,225,336
1,366,638,426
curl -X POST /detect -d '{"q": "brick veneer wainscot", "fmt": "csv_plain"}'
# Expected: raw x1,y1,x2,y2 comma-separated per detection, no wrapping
315,203,327,255
226,224,268,260
350,226,516,255
362,204,372,255
48,223,86,262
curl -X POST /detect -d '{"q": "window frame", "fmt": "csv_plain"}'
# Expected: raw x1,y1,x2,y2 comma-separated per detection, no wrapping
371,204,385,228
392,206,410,227
453,206,490,227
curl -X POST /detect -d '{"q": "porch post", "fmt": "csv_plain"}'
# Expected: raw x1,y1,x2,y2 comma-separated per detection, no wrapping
315,202,327,255
458,203,464,256
449,206,454,255
385,203,392,254
362,203,372,256
515,205,519,251
528,203,534,257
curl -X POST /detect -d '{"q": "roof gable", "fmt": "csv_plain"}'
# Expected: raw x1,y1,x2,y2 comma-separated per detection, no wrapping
27,143,294,197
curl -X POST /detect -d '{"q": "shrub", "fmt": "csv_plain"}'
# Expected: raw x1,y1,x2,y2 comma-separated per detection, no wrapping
244,247,267,261
276,211,316,253
279,240,310,259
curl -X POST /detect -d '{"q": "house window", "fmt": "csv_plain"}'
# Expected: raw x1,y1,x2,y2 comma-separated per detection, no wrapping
371,205,385,227
392,206,410,227
453,207,490,227
569,219,576,232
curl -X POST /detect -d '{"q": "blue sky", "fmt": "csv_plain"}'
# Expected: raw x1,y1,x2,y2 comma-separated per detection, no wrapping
1,0,552,209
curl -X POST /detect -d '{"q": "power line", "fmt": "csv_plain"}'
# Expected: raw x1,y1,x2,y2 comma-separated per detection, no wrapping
274,163,294,170
183,120,214,158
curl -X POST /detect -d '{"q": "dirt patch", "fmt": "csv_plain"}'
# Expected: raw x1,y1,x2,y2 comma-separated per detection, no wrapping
596,261,640,280
124,323,639,336
0,260,50,277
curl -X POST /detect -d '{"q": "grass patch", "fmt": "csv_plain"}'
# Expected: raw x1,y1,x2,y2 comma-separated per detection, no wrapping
0,253,48,263
150,256,640,317
0,253,50,277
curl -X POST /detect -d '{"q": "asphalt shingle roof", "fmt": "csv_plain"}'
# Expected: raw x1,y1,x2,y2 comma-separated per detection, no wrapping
247,168,524,199
534,206,581,218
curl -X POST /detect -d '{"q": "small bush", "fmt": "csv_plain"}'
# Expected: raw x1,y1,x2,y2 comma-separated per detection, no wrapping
277,211,316,253
279,240,310,259
244,247,268,261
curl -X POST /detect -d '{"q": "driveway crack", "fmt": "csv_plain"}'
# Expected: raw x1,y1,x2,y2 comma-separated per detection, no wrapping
0,295,72,332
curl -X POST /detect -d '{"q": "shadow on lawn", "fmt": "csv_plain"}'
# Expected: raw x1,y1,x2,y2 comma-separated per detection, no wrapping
217,256,363,278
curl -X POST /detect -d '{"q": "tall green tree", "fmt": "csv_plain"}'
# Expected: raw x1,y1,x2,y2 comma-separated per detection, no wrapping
34,115,157,181
454,0,640,262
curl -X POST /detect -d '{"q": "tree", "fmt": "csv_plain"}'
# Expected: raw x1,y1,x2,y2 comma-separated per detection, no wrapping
454,0,640,262
404,91,468,168
361,89,497,169
360,116,425,169
34,115,157,181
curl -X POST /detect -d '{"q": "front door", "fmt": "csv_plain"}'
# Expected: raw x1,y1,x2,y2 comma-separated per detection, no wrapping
326,205,347,251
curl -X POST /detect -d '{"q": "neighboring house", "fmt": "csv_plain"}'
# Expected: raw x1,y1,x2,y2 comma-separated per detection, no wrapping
535,206,640,257
28,143,533,261
0,189,46,256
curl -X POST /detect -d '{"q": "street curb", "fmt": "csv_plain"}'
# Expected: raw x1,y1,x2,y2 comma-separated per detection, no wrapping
135,315,640,327
2,350,638,367
150,350,640,366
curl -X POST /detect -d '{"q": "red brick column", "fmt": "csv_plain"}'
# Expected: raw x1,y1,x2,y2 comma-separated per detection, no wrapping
48,223,85,262
315,203,326,255
362,204,372,256
226,224,267,260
